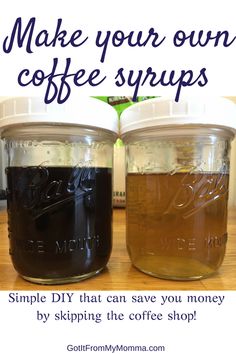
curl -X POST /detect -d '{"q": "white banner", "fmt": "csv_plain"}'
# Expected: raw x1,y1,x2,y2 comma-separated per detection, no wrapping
0,0,235,100
1,290,235,354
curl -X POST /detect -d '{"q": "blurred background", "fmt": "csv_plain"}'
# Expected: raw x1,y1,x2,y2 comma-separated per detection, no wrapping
227,97,236,206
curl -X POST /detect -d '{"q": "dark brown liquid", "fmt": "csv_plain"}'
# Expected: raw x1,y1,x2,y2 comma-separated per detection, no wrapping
6,166,112,283
126,173,229,279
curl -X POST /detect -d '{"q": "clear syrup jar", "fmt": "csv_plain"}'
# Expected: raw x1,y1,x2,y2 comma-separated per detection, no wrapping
121,97,236,280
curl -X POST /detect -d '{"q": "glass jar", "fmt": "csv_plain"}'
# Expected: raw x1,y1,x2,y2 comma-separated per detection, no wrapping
121,97,236,280
0,96,118,284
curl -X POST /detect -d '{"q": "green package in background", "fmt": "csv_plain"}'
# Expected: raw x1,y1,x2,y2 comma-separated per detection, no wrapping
94,96,157,146
94,96,158,206
95,96,157,117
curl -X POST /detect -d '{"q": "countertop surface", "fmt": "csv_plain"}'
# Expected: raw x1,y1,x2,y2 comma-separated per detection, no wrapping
0,204,236,291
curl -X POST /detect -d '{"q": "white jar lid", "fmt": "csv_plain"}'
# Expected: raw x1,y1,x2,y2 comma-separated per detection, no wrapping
0,96,118,135
120,97,236,136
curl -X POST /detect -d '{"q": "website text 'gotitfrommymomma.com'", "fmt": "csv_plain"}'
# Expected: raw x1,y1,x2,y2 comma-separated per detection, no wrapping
66,344,166,352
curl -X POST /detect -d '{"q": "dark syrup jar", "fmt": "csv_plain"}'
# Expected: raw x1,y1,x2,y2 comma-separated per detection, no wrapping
0,96,118,284
120,97,236,280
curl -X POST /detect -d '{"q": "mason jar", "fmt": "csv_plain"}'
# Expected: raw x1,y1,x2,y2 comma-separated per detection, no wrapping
120,97,236,280
0,96,118,284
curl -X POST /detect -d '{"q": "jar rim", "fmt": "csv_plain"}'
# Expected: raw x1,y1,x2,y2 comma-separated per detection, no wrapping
120,97,236,137
0,96,119,136
1,123,117,142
